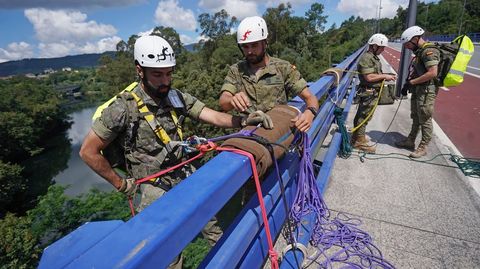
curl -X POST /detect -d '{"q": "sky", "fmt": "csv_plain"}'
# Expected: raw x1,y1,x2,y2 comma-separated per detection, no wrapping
0,0,417,63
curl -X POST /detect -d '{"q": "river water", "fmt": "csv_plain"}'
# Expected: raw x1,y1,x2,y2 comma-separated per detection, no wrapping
52,107,114,196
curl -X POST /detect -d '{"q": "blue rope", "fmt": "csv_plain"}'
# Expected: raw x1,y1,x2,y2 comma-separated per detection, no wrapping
450,155,480,178
334,107,352,159
290,133,395,268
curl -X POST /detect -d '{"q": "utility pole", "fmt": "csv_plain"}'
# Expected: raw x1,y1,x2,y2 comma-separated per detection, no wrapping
376,0,383,32
396,0,417,97
458,0,467,35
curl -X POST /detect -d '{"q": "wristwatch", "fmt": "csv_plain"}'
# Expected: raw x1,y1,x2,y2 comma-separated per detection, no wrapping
307,107,318,117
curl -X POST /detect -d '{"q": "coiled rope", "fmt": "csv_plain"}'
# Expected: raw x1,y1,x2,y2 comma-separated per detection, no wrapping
289,133,395,268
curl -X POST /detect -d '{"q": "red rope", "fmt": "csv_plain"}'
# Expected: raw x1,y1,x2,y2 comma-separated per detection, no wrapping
127,141,279,268
214,145,279,269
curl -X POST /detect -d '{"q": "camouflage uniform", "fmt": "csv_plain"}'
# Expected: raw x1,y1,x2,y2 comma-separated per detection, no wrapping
221,56,308,112
92,84,222,254
407,43,440,146
353,51,383,137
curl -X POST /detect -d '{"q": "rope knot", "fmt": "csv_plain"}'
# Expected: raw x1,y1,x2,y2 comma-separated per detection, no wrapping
197,141,217,152
268,249,280,269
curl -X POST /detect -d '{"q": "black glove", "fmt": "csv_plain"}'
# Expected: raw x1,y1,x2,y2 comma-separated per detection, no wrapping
401,80,412,96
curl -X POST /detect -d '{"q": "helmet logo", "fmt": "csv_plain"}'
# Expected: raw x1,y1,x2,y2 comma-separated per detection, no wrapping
157,46,174,62
240,30,252,41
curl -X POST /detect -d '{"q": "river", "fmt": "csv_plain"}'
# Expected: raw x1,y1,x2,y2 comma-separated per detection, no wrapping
52,107,114,196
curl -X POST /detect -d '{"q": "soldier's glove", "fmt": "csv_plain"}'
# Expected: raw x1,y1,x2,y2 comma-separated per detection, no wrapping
242,110,274,129
401,81,412,96
118,178,137,197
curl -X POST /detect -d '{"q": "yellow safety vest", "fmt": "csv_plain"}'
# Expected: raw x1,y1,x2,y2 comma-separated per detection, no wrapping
443,35,474,87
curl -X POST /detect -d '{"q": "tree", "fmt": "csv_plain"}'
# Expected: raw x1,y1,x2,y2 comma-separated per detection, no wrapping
152,26,184,57
0,161,24,215
198,9,237,41
306,3,328,33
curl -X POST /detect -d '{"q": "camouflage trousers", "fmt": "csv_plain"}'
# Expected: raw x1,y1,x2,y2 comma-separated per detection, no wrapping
353,87,380,137
408,84,438,145
134,165,223,269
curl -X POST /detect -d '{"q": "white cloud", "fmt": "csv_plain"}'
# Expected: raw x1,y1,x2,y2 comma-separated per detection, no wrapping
25,8,117,43
337,0,408,19
0,42,34,62
0,0,144,9
180,34,194,44
138,29,154,37
38,36,122,58
78,36,122,54
21,8,121,59
199,0,259,19
38,41,76,58
262,0,312,8
155,0,196,31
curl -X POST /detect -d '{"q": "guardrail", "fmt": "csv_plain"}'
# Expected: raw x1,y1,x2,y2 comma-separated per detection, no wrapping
427,32,480,43
38,46,365,269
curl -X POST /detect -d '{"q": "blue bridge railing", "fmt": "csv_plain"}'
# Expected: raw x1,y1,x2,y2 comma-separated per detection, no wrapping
38,47,365,269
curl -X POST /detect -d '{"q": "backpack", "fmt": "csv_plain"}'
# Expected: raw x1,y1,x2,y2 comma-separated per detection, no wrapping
378,83,396,105
424,35,474,87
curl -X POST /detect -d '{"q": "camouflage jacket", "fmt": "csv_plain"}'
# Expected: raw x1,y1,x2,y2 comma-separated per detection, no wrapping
357,51,383,88
412,43,441,86
92,84,205,181
221,56,308,112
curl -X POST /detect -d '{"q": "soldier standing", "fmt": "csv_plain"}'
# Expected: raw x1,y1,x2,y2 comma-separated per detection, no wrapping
396,26,440,158
352,33,396,153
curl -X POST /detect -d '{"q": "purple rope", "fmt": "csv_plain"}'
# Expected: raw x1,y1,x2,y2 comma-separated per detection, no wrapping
207,128,258,143
290,133,395,268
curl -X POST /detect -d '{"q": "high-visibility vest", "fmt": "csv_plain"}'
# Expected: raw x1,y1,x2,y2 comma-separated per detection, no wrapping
443,35,474,87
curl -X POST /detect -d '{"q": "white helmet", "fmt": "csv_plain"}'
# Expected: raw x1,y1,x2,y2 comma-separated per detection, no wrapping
400,26,425,44
237,16,268,44
368,33,388,47
134,35,175,68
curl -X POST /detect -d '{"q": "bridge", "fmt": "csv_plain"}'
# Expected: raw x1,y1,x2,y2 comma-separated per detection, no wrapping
39,39,480,268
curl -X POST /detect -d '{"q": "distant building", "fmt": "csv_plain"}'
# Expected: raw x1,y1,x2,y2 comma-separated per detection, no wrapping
43,68,55,74
62,67,72,72
56,85,82,99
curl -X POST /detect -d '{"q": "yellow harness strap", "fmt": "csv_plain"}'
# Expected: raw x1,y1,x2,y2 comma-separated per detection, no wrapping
92,82,138,121
129,91,183,145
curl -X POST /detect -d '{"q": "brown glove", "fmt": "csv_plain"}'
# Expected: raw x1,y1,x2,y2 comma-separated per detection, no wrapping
242,110,274,129
117,178,137,197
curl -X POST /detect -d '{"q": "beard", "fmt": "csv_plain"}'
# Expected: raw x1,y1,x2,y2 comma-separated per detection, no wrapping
246,51,265,65
142,76,170,99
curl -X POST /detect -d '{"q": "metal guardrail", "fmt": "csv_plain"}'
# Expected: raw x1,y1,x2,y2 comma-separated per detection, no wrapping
38,47,365,269
427,32,480,43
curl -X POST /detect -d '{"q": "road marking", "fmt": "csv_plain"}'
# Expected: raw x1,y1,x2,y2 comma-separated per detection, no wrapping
468,66,480,71
466,71,480,79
